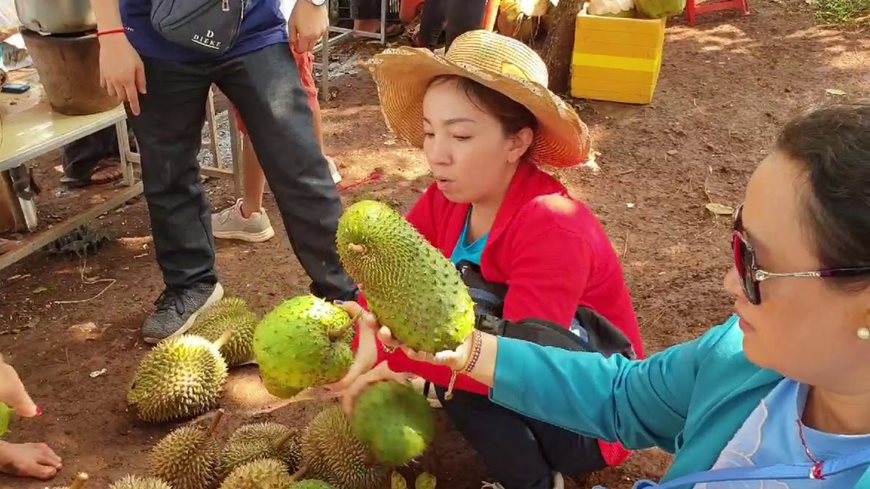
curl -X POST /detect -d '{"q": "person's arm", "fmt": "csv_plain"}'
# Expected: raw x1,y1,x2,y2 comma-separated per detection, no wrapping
90,0,146,115
414,319,739,453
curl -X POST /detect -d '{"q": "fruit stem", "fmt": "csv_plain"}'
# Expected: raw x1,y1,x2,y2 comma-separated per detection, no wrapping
213,330,234,350
347,243,366,254
69,473,89,489
272,430,295,450
205,408,225,438
289,462,309,482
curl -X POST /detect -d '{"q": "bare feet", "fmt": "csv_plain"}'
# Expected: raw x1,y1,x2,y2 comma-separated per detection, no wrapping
0,440,62,480
89,164,123,184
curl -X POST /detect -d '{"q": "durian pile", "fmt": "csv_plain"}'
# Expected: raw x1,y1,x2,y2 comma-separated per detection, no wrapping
115,198,469,487
92,405,435,489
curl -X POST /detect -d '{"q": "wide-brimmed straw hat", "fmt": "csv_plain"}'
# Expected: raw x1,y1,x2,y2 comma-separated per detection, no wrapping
367,29,590,168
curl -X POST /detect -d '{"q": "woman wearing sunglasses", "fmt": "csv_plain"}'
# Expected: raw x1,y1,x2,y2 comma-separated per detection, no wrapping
343,101,870,487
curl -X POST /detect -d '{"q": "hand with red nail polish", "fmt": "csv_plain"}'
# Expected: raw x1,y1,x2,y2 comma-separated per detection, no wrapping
0,354,39,418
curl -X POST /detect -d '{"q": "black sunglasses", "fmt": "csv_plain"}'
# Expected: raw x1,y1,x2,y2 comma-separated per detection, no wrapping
731,204,870,305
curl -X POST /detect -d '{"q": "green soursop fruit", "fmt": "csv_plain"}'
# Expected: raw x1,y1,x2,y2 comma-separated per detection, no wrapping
127,332,232,422
391,471,409,489
253,296,354,398
336,200,475,353
190,296,258,367
301,406,389,489
221,422,302,477
415,472,437,489
351,381,435,466
293,481,337,489
149,410,224,489
634,0,685,18
109,475,173,489
219,458,294,489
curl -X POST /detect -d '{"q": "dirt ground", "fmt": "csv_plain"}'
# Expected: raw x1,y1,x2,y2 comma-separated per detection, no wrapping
1,2,868,488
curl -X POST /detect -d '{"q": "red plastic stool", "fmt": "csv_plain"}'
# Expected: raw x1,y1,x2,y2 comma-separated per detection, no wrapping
685,0,750,25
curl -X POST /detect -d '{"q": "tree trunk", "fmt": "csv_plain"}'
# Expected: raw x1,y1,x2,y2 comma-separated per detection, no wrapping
543,0,583,94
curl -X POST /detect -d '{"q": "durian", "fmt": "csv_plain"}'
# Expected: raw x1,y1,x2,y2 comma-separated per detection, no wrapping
220,422,302,477
109,475,172,489
219,458,294,489
415,472,437,489
128,331,232,422
190,296,258,366
336,200,475,353
351,380,435,466
300,405,389,489
149,409,224,489
253,296,354,398
293,481,337,489
48,472,89,489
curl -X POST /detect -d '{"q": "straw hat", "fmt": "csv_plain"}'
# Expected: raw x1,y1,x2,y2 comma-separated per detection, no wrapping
367,29,590,168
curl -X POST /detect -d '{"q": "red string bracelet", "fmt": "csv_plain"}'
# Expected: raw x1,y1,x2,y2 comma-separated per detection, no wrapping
97,28,126,37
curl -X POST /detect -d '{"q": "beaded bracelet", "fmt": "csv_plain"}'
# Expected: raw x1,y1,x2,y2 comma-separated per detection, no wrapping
444,330,483,401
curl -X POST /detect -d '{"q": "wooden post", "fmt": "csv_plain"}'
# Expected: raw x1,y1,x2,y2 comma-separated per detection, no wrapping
542,0,582,94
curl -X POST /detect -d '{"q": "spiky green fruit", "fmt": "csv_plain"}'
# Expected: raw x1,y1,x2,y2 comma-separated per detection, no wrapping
293,481,337,489
253,296,354,398
221,422,302,477
351,381,435,466
219,458,294,489
415,472,437,489
336,200,475,353
190,296,258,366
127,334,229,422
109,475,172,489
302,406,390,489
149,420,221,489
391,471,408,489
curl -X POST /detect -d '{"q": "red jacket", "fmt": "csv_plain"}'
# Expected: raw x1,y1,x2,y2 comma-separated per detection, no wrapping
355,163,645,466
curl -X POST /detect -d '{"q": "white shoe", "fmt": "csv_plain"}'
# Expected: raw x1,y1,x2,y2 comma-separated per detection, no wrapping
211,198,275,243
553,472,565,489
481,482,505,489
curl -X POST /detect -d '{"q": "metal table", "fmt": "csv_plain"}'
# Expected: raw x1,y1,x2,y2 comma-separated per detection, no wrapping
0,98,141,272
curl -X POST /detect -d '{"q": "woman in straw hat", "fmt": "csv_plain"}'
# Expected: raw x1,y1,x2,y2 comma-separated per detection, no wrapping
343,100,870,487
329,30,646,488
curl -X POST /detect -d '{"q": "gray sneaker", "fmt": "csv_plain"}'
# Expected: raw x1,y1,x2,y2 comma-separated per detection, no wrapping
142,282,224,344
212,199,275,243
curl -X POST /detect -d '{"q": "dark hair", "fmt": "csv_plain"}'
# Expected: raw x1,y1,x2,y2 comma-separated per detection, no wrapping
428,75,538,136
776,101,870,290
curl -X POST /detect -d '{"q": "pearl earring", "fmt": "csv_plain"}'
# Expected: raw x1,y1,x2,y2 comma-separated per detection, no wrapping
859,327,870,341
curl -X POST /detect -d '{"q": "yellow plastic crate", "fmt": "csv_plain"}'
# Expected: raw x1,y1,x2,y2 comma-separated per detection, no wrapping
570,4,666,104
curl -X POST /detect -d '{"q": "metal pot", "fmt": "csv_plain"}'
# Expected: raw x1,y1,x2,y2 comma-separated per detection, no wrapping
14,0,97,34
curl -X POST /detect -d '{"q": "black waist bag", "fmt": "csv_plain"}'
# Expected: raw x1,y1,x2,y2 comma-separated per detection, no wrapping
150,0,246,56
457,261,636,360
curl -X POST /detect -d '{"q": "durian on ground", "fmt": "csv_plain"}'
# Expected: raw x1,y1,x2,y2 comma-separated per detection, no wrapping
300,405,390,489
149,409,224,489
127,331,232,423
190,296,259,367
109,475,173,489
219,458,295,489
220,422,302,476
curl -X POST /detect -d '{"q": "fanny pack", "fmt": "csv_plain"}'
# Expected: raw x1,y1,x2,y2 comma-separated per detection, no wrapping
150,0,247,56
456,261,636,360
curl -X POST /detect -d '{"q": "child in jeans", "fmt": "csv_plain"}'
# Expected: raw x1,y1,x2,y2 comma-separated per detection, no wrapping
212,2,341,243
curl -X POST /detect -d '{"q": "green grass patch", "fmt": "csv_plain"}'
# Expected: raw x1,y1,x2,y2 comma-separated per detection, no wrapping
815,0,870,23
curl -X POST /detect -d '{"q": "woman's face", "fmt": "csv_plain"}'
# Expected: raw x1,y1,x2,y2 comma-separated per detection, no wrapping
723,150,870,393
421,79,533,205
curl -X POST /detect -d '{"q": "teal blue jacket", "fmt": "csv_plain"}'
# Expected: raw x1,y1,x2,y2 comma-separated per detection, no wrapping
489,315,870,488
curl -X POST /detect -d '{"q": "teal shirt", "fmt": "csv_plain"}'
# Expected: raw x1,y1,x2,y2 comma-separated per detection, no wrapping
489,316,870,488
450,211,488,266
